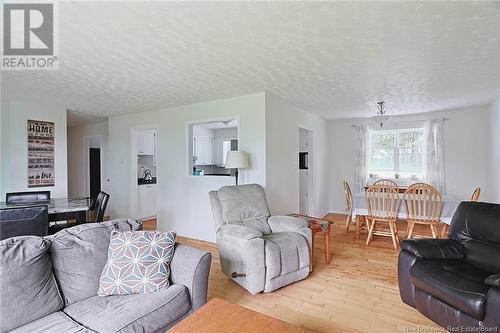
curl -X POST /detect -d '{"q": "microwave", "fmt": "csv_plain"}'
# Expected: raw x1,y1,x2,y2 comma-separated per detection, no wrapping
299,152,308,170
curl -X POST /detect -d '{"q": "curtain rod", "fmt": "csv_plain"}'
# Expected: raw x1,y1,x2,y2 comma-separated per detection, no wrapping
350,117,449,128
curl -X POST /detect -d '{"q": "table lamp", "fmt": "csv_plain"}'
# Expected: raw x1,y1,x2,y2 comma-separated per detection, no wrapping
225,151,249,185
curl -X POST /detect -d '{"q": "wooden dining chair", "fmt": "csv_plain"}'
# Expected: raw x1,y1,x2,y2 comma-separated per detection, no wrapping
403,183,444,239
441,186,481,238
343,180,353,232
343,180,369,239
372,179,399,188
471,187,481,202
365,182,400,249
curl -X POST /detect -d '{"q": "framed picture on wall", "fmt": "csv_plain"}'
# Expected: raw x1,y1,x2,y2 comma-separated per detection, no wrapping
27,120,55,187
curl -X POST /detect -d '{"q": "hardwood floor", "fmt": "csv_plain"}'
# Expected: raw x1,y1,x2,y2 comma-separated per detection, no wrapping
141,217,158,231
146,215,441,332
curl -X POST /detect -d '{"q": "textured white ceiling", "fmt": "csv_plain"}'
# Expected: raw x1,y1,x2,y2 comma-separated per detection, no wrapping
2,1,499,126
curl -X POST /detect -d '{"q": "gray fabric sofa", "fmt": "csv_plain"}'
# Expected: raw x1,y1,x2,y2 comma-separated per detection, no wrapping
0,219,212,333
209,184,312,294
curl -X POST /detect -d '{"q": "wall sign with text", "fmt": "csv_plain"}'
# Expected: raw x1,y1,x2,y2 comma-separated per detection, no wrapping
27,119,55,187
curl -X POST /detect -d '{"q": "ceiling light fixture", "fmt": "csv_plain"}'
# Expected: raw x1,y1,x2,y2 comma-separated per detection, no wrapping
373,101,390,127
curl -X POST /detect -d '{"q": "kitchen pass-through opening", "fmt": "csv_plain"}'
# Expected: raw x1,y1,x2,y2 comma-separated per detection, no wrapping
188,119,239,177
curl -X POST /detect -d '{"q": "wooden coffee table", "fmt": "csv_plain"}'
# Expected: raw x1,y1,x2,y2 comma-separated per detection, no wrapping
168,298,306,333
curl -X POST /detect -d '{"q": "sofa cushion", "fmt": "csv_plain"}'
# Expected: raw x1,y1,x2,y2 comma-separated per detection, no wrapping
263,232,310,280
217,184,271,224
449,202,500,272
63,284,190,333
98,230,176,296
0,236,63,332
410,260,492,320
48,219,142,306
463,239,500,274
9,311,93,333
228,217,272,235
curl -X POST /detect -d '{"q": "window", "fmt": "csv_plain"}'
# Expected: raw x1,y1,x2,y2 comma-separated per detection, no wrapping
368,128,424,180
188,119,238,176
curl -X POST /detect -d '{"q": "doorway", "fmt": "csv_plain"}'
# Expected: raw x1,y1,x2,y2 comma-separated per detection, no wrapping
84,136,103,206
299,127,313,216
89,148,101,205
131,126,158,224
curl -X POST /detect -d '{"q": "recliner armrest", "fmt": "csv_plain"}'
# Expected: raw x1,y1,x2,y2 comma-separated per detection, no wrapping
217,224,263,240
268,215,308,233
485,274,500,288
400,239,464,259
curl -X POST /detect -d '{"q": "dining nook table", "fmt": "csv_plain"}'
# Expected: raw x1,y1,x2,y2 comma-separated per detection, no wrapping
353,188,461,225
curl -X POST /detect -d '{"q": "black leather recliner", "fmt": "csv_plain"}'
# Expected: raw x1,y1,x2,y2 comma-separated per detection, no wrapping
398,202,500,330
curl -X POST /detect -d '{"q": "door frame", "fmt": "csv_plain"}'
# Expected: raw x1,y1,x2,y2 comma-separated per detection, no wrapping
84,135,103,197
298,126,314,216
130,124,158,219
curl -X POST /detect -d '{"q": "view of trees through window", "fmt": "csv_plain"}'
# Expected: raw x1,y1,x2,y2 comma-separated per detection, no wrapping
368,128,424,178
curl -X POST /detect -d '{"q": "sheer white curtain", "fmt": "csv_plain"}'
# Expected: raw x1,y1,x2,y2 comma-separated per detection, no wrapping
354,125,368,196
424,119,446,193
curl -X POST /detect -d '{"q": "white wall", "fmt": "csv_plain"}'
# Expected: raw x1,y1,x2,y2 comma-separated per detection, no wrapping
214,127,238,139
108,93,266,242
0,100,68,198
328,104,494,213
265,93,329,217
192,126,214,137
67,120,110,200
489,98,500,203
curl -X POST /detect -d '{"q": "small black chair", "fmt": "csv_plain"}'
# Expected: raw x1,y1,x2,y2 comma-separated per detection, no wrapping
6,191,50,204
0,206,49,240
91,191,110,223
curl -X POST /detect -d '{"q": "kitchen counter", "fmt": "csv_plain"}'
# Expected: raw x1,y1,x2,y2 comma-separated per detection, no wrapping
138,177,157,185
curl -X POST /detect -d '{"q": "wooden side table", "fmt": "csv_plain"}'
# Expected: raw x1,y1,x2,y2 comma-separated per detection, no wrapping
290,214,333,265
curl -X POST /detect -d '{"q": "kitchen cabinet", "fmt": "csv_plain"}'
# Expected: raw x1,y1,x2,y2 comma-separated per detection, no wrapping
153,131,157,166
138,184,157,218
136,129,156,156
213,138,225,166
299,170,309,215
193,137,214,165
299,129,309,152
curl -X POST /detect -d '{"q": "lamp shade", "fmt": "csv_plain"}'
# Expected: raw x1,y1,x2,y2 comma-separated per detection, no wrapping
225,151,249,169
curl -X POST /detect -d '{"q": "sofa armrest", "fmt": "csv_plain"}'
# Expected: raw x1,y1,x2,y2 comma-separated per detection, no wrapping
400,239,464,259
486,274,500,288
170,243,212,312
218,224,263,240
268,215,308,233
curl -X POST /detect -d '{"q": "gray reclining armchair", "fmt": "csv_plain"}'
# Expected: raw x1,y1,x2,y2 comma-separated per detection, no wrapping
209,184,312,294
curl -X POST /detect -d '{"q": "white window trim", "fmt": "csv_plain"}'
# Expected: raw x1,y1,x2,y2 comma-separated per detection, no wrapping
367,127,425,183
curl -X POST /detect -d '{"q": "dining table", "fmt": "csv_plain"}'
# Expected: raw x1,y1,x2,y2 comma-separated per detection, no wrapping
0,197,90,224
352,192,461,225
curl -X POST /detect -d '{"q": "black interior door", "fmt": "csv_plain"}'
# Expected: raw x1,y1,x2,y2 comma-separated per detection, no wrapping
89,148,101,205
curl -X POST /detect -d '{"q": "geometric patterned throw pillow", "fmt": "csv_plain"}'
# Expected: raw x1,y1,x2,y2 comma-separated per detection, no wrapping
98,230,176,296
